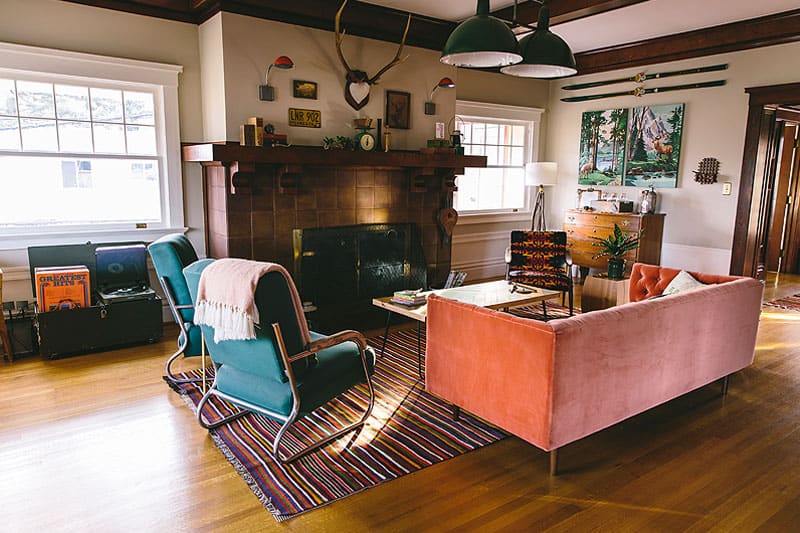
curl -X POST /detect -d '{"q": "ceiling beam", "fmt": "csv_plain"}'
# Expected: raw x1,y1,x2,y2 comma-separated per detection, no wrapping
64,0,198,23
491,0,649,26
209,0,456,50
575,9,800,75
62,1,800,79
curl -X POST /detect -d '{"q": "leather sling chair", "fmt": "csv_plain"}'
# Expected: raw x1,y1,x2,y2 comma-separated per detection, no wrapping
506,230,574,317
183,259,376,464
147,233,203,384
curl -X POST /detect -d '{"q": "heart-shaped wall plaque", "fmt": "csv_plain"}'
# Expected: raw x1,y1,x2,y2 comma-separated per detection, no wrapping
346,81,370,110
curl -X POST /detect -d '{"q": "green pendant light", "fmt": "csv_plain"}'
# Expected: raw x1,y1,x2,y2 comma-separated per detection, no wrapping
440,0,522,68
501,2,576,78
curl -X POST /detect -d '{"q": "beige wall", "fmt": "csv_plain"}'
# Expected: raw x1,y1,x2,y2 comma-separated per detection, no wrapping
452,41,800,279
216,12,457,149
199,14,227,141
0,0,204,301
545,41,800,273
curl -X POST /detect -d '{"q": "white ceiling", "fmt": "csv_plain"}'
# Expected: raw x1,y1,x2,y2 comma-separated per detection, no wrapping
361,0,799,53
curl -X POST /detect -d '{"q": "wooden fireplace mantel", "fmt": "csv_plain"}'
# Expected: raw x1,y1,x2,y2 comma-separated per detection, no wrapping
182,142,487,194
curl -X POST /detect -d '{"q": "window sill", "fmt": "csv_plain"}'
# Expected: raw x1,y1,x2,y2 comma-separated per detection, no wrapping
0,226,188,251
457,211,532,225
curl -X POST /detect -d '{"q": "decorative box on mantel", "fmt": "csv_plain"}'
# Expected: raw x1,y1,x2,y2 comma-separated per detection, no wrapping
182,142,487,289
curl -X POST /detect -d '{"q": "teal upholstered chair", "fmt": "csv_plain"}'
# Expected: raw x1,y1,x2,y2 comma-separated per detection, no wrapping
183,259,376,464
148,233,203,384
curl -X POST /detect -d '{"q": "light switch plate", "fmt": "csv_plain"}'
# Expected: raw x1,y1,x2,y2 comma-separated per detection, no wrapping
722,182,732,195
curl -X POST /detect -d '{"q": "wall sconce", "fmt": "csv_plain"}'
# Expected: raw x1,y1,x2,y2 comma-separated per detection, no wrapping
525,162,558,230
424,77,456,115
258,55,294,101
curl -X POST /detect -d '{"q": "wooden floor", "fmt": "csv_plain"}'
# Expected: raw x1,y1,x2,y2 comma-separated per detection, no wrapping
1,273,799,531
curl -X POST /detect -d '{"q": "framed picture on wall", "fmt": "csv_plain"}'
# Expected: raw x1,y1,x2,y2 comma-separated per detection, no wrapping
292,80,318,100
385,90,410,129
624,103,685,187
578,108,628,186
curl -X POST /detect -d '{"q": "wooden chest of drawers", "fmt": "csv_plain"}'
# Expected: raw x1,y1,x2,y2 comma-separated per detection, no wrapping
563,210,665,272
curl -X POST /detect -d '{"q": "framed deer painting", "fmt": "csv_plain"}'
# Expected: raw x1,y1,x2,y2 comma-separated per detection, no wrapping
623,103,684,187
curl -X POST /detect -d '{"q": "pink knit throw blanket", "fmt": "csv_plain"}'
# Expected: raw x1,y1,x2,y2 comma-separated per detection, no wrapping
194,258,311,344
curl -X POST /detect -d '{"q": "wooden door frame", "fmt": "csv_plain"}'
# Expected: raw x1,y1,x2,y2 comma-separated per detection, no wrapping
730,82,800,277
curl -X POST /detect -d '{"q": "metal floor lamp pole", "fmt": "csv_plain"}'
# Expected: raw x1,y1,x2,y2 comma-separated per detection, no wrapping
531,185,546,231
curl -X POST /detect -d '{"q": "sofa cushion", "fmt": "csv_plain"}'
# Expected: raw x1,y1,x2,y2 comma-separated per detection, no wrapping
663,270,706,295
628,263,740,302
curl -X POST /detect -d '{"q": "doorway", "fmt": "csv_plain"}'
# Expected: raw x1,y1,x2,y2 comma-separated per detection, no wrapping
765,111,800,274
730,83,800,279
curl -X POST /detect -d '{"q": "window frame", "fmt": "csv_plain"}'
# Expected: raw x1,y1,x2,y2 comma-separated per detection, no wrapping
455,100,544,225
0,42,185,250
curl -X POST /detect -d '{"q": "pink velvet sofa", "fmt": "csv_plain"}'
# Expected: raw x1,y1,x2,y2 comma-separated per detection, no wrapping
425,263,764,474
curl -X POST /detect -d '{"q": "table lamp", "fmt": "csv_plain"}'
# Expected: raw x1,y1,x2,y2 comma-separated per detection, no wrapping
525,162,558,230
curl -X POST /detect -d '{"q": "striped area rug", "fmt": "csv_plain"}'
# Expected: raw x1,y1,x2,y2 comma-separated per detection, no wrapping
171,329,507,521
764,293,800,311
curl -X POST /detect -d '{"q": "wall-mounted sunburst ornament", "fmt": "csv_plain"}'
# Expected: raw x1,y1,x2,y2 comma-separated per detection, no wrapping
693,157,720,184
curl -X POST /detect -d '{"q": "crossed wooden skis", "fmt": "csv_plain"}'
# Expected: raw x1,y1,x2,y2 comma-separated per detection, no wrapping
560,63,727,102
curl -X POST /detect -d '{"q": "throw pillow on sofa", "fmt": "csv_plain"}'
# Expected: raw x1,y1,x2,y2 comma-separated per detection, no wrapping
663,270,706,295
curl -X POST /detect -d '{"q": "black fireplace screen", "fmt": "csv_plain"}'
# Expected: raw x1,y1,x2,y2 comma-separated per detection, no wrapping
293,223,427,306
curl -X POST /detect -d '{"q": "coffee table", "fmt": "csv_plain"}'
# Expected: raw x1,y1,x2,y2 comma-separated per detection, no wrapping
372,280,561,378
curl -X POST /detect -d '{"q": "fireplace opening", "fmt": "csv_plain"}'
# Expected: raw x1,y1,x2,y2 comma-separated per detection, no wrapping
293,223,427,332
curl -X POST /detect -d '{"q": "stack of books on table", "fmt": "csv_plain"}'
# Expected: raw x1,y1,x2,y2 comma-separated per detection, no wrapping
391,289,427,306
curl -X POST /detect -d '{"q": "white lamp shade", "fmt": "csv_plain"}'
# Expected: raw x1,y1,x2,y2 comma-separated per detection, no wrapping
525,162,558,186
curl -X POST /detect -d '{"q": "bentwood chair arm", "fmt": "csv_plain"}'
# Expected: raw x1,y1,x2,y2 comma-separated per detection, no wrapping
271,323,376,463
285,330,369,363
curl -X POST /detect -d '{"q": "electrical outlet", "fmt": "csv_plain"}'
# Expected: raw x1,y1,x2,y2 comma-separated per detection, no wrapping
722,182,732,195
15,300,29,311
2,301,13,312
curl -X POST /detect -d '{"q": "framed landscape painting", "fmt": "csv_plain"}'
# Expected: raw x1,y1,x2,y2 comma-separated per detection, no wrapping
578,108,628,186
623,103,685,187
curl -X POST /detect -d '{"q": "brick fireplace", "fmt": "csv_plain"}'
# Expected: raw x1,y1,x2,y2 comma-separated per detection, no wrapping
184,143,487,330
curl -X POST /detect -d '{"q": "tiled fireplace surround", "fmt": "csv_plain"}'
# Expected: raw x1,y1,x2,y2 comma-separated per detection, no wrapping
204,164,454,287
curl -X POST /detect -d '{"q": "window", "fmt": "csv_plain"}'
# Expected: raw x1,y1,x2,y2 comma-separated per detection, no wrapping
0,42,184,247
454,101,543,221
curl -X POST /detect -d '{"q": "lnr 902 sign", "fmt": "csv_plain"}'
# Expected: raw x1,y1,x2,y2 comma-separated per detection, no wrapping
288,108,321,128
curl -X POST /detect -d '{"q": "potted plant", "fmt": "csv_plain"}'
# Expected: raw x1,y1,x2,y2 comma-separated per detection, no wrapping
591,223,640,279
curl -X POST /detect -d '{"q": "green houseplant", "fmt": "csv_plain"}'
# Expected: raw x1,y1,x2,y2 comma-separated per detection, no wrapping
591,223,640,279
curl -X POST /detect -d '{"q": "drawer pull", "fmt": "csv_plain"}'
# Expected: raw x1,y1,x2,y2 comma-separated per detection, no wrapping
621,220,630,226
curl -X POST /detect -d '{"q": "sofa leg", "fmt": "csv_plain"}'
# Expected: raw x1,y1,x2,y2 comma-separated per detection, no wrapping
452,405,460,421
721,375,730,396
549,449,559,476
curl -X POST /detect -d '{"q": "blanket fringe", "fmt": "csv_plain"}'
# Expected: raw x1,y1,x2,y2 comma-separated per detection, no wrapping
195,300,256,342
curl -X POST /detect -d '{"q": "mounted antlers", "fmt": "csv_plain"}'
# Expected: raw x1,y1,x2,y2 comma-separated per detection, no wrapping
335,0,411,110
